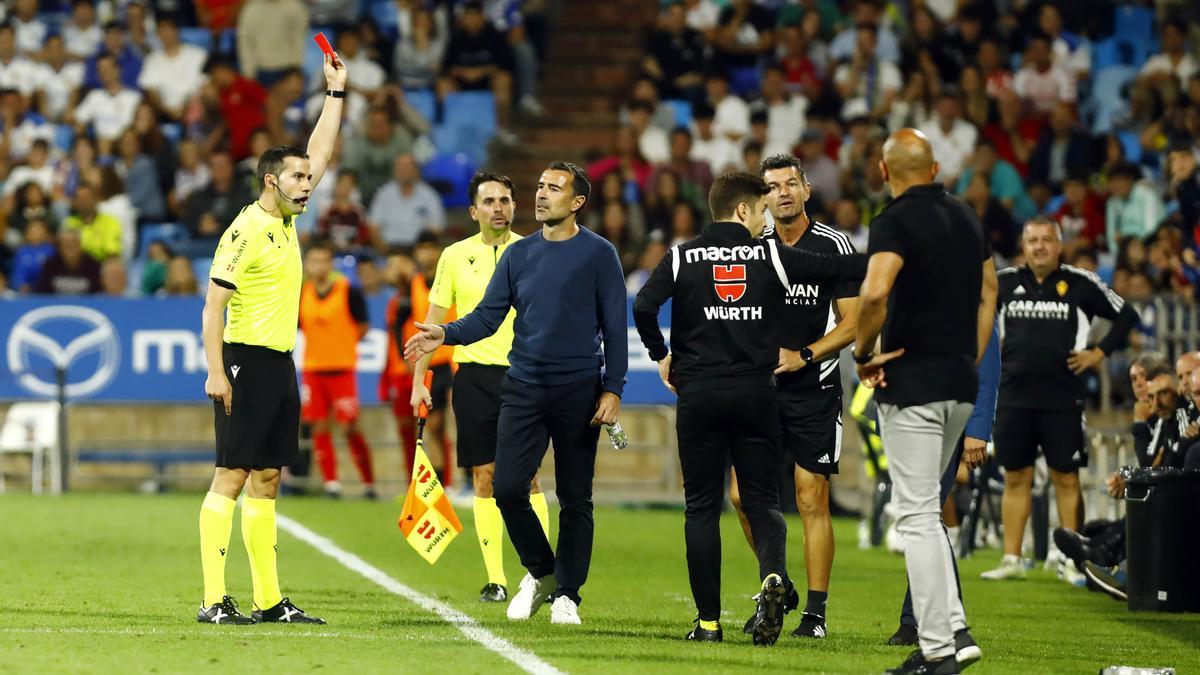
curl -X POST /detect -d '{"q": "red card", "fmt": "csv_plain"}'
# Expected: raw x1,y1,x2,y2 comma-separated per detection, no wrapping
313,32,334,56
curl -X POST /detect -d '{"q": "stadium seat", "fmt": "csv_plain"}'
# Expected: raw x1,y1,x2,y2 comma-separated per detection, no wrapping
138,222,191,259
1113,5,1154,44
333,253,361,284
0,401,62,495
432,92,497,164
191,258,212,288
665,99,693,129
53,124,73,153
1086,65,1136,133
728,67,760,98
1118,130,1142,164
178,27,214,51
422,153,477,208
405,89,437,123
370,0,399,40
217,29,236,54
159,123,183,144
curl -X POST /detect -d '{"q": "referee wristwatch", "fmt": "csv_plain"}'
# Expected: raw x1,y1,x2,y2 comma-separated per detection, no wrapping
799,347,815,365
853,350,875,365
326,89,346,98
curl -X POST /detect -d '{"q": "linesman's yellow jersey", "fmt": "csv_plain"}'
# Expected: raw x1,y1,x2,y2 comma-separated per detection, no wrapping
209,204,303,353
428,231,522,365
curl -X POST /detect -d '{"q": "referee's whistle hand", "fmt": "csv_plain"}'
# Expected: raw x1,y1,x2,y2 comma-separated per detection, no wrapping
205,373,233,416
403,323,446,361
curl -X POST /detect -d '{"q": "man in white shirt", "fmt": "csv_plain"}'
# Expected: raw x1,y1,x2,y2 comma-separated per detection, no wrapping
834,24,901,121
137,17,208,121
1139,19,1197,86
0,91,55,160
1014,34,1076,114
0,24,38,96
751,65,807,157
10,0,46,56
72,54,142,152
920,90,978,185
707,71,749,143
688,102,740,174
370,153,446,247
34,35,85,122
3,139,55,195
63,0,104,60
629,100,669,164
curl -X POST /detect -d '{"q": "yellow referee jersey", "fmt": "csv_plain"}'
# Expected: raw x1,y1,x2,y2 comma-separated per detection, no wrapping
428,231,522,365
209,204,303,353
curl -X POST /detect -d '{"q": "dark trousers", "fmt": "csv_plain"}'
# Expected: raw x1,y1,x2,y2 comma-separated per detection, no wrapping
492,374,601,605
677,383,789,622
900,438,965,627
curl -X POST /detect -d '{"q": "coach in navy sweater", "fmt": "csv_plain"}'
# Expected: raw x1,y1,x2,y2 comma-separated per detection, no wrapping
405,161,627,626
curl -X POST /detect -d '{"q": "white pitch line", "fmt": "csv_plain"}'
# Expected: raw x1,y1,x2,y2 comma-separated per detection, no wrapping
276,513,564,675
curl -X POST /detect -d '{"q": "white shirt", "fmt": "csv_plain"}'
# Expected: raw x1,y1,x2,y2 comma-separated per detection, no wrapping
138,44,208,112
685,0,719,31
756,96,808,157
1013,64,1076,113
713,94,750,141
5,117,55,160
63,23,103,59
1051,35,1091,78
1139,53,1199,84
920,117,978,183
4,164,55,196
100,194,138,259
12,17,46,55
346,51,385,93
689,131,741,175
0,56,39,95
75,87,142,141
833,60,902,117
638,126,670,164
34,62,85,121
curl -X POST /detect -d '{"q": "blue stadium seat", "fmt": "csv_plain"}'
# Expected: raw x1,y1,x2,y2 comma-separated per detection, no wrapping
334,253,361,285
431,92,497,164
1044,194,1065,215
191,258,212,289
138,222,190,259
53,124,73,153
1118,130,1142,164
218,29,237,54
1113,5,1154,44
370,0,399,40
422,153,477,208
665,99,693,129
1086,65,1136,133
405,89,437,123
178,27,213,51
159,123,183,144
727,67,760,98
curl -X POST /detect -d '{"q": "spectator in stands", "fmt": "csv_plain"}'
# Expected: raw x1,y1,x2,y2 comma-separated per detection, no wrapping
131,102,175,192
0,24,37,96
137,17,208,122
830,0,900,64
900,6,956,86
394,7,446,90
984,90,1039,177
669,199,698,246
751,65,807,157
438,0,516,143
54,135,97,200
834,23,902,122
1014,34,1076,116
34,227,101,295
618,78,676,135
140,240,171,295
597,201,638,274
335,29,386,121
682,0,719,35
63,0,103,60
33,34,84,123
963,170,1017,260
196,0,242,33
9,181,61,236
888,70,936,134
798,128,840,209
775,22,823,104
343,104,428,205
63,182,122,261
370,153,445,247
838,106,876,175
832,197,868,251
625,236,666,293
85,22,143,90
977,38,1013,100
0,89,55,162
10,0,46,57
848,143,889,225
956,138,1035,224
960,64,992,130
124,2,156,56
237,0,309,86
100,256,133,296
182,151,252,241
711,0,775,79
96,166,136,253
114,130,166,223
706,71,749,143
1054,174,1107,250
687,102,739,176
9,219,54,292
263,68,307,148
170,139,210,216
206,56,267,160
1138,19,1196,89
628,100,669,164
4,140,55,197
642,1,708,102
587,125,653,193
920,88,978,185
357,255,385,297
1028,102,1092,193
651,127,713,203
643,167,687,238
72,54,143,154
1038,4,1089,82
1168,143,1200,245
315,171,376,254
1106,161,1165,254
586,171,646,241
162,254,199,296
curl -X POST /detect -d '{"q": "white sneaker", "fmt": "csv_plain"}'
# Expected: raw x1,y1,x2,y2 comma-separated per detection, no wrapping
506,573,554,620
980,554,1027,580
885,521,905,554
1045,547,1067,572
549,595,581,625
1060,562,1087,588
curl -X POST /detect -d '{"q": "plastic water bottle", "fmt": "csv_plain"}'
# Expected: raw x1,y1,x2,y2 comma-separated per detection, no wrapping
604,422,628,450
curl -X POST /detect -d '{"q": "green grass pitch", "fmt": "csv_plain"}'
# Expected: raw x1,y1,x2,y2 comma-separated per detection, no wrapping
1,493,1196,673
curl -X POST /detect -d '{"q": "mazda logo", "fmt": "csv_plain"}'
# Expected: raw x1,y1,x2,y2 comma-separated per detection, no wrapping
6,305,120,398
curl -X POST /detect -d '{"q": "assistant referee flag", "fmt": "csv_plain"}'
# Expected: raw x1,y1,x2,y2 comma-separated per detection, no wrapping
397,387,463,564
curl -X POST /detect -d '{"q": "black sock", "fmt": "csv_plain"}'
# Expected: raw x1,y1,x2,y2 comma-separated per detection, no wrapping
804,590,827,618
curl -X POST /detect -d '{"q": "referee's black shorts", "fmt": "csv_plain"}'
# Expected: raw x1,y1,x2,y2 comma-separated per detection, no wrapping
451,363,506,468
993,406,1087,473
214,342,300,470
778,393,843,476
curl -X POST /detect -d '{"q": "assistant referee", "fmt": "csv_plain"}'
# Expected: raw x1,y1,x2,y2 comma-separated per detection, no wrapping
409,172,552,604
196,53,346,626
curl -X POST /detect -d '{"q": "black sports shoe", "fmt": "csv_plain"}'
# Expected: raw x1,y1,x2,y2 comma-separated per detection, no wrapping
954,629,982,669
751,574,786,646
1082,562,1127,601
363,487,379,501
742,585,799,633
791,612,827,638
685,618,723,642
197,596,256,625
888,623,918,646
479,583,508,603
1052,528,1088,571
252,598,326,624
884,649,960,674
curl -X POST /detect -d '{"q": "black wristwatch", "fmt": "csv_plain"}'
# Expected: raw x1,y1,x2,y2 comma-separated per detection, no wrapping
799,347,815,365
853,351,875,365
326,89,346,98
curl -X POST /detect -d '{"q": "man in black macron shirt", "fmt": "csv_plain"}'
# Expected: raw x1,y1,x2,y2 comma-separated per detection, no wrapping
853,129,997,675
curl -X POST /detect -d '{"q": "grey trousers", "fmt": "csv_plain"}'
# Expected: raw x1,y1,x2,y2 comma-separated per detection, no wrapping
879,400,974,660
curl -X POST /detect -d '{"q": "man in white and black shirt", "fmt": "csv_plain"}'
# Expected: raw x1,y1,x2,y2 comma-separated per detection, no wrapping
982,216,1137,582
726,154,857,640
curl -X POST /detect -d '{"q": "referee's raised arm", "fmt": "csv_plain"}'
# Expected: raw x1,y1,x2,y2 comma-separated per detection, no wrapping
306,52,349,189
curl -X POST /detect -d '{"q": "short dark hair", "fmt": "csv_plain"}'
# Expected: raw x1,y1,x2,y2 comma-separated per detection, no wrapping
31,138,49,152
708,172,770,220
1133,351,1170,374
1144,361,1174,382
1163,17,1187,35
468,171,515,204
257,145,308,185
759,154,807,182
546,161,591,202
415,230,441,247
670,126,692,142
1110,161,1141,180
306,239,335,256
629,100,655,115
103,20,123,32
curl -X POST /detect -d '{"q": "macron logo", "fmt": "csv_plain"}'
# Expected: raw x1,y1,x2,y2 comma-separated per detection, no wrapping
231,365,241,379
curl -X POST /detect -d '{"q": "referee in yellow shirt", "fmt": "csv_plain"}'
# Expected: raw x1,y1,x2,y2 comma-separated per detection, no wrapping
195,53,346,625
410,172,551,604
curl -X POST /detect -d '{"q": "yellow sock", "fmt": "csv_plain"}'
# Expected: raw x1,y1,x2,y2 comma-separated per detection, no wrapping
474,497,506,586
699,619,720,631
530,492,551,542
241,496,283,611
199,492,236,607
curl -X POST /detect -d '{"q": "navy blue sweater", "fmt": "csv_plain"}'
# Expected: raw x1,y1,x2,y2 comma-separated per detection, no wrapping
443,226,628,396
